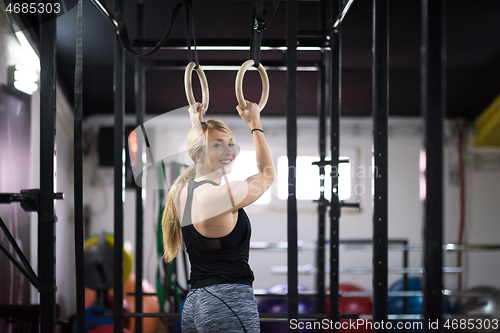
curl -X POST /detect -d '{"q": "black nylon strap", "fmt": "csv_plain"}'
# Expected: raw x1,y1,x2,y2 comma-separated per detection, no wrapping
250,0,280,67
113,0,185,56
184,0,199,68
250,0,264,67
255,0,280,33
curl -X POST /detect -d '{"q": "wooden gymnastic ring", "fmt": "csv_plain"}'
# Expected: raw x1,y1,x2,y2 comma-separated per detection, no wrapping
184,61,209,111
235,59,269,111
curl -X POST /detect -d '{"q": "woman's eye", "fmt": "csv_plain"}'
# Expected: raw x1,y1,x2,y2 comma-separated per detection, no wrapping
229,143,235,147
213,144,222,148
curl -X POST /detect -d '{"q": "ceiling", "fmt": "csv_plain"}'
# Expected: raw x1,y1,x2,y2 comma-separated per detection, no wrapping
53,0,500,120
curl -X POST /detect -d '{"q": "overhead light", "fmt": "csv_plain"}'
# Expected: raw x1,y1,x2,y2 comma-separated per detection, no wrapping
14,31,40,70
8,65,39,95
9,31,40,95
165,46,325,51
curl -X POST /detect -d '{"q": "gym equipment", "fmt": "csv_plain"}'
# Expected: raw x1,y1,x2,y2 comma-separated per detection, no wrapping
452,286,500,332
325,283,372,333
87,325,132,333
389,277,423,315
121,273,160,333
184,61,209,111
388,277,423,333
388,277,451,332
235,59,269,111
83,233,133,290
258,284,315,333
71,306,113,333
106,295,132,330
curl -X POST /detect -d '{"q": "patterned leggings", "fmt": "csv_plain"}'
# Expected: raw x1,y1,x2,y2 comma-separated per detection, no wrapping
181,283,260,333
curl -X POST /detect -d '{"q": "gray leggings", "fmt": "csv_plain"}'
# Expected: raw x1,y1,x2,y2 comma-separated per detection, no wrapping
182,283,260,333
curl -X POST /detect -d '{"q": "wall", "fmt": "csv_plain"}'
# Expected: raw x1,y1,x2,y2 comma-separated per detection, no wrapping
81,112,500,303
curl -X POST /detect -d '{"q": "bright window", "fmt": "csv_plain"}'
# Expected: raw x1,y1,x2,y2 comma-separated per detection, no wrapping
277,156,352,201
221,150,271,205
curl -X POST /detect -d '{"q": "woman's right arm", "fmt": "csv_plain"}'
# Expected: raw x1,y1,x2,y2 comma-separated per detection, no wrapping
232,101,275,207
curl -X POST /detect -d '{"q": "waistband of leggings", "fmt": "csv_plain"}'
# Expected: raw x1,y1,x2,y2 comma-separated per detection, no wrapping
190,277,253,289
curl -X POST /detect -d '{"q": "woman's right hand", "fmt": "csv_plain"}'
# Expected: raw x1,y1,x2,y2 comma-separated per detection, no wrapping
188,102,206,127
236,101,261,128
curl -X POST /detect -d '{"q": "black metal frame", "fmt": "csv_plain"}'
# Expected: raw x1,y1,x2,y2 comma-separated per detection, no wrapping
134,3,146,333
372,0,389,325
113,32,126,333
286,0,299,331
422,0,445,331
77,0,450,332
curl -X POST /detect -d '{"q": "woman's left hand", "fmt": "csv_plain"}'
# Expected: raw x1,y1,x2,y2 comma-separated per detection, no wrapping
188,102,206,127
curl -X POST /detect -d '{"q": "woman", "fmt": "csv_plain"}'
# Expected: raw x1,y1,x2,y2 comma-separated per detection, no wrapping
162,101,274,333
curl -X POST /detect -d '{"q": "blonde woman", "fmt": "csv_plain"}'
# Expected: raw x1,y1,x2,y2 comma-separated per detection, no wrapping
162,101,274,332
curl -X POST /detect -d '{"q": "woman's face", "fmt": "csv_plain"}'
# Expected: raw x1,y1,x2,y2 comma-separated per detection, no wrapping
205,130,238,174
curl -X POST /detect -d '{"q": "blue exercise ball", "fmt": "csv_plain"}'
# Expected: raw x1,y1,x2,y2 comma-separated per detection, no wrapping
258,284,315,333
389,277,423,315
388,277,451,332
72,306,114,333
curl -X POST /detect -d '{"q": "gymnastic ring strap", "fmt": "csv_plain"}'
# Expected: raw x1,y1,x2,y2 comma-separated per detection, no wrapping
113,0,185,56
235,59,269,111
185,61,209,111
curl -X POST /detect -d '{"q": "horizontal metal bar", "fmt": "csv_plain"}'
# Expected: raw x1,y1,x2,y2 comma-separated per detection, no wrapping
0,193,30,203
269,265,463,274
145,60,319,71
98,311,494,321
133,38,327,51
250,241,500,252
253,289,490,298
0,305,41,318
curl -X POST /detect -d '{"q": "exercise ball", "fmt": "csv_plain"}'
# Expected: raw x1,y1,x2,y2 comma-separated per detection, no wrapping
258,284,315,333
83,233,134,290
325,283,372,332
389,277,451,314
389,277,423,315
87,325,131,333
452,286,500,333
72,306,113,333
388,277,423,333
110,273,160,333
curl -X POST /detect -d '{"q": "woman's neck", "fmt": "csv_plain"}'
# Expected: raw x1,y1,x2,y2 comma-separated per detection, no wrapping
194,169,222,184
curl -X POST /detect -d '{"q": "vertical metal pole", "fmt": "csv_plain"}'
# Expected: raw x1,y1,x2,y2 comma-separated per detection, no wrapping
135,1,145,332
422,0,445,331
315,0,330,315
39,12,57,333
315,56,327,316
113,33,125,333
74,0,86,332
372,0,389,326
329,0,341,328
286,0,298,330
403,240,409,316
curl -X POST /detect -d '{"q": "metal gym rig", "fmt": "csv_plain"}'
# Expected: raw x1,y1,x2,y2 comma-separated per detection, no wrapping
1,0,484,333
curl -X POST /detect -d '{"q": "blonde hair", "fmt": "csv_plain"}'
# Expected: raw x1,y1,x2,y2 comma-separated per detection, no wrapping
162,119,233,262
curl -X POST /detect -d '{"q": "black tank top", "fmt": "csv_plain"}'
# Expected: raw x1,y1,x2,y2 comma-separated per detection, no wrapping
181,179,254,288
